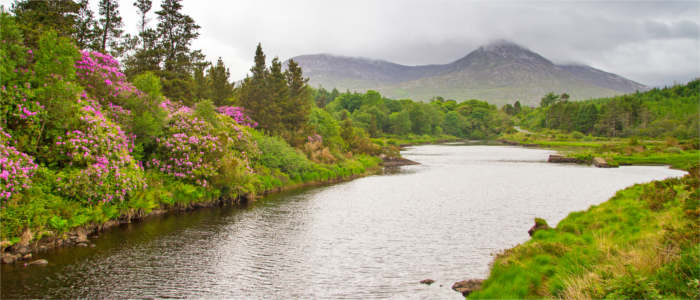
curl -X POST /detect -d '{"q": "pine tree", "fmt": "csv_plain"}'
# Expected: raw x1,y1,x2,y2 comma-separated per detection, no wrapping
133,0,152,39
283,59,311,133
207,57,234,106
73,0,97,50
123,0,160,77
96,0,123,54
155,0,200,74
11,0,81,47
265,57,288,133
192,62,210,103
239,43,272,132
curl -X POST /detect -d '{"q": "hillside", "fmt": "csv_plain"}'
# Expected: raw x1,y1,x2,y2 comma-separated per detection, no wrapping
291,41,648,105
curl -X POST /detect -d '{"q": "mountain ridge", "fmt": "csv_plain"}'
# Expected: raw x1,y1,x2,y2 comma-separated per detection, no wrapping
289,41,648,105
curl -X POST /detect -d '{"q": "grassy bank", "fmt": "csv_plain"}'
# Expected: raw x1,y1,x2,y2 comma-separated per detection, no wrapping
501,130,700,170
1,153,381,248
470,169,699,299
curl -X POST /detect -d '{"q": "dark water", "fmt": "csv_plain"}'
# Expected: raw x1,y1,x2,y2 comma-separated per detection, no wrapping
1,144,685,299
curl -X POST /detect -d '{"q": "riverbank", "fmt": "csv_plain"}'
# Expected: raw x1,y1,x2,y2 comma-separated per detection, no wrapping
499,131,699,170
469,168,699,299
1,155,383,264
463,130,700,298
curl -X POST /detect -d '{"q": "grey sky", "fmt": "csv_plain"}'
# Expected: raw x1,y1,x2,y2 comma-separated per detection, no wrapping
2,0,699,86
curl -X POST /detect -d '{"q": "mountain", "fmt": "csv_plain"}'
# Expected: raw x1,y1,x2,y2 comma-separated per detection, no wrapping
290,41,647,106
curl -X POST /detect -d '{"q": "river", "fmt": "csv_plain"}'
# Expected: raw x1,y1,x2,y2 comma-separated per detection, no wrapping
0,144,686,299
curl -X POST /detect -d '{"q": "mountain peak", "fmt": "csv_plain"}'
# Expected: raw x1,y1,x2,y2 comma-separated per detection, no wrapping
290,42,647,105
481,39,525,51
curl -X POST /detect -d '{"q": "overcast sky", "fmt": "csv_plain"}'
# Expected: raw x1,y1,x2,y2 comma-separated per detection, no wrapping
2,0,699,86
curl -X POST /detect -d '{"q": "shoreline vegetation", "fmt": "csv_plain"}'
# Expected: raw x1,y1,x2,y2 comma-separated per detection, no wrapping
1,1,699,298
461,82,699,298
2,3,476,263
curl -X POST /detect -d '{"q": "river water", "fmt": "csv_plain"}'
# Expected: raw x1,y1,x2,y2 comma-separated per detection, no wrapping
1,144,686,299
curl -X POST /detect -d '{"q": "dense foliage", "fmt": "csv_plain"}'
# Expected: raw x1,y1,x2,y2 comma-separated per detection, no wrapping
322,92,511,140
0,7,386,244
510,81,700,139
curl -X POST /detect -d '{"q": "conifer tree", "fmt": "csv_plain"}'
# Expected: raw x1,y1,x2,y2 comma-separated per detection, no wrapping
156,0,200,74
239,43,272,132
267,57,288,133
96,0,123,54
283,59,311,133
207,57,234,106
123,0,159,77
133,0,152,37
11,0,81,47
74,0,97,50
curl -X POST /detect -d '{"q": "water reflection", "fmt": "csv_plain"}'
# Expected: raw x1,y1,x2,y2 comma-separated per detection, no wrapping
2,145,685,299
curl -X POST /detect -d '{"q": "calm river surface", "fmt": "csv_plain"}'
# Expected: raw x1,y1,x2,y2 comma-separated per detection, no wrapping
1,144,686,299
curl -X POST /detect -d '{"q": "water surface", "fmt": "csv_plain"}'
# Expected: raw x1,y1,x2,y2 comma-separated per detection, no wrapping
1,144,685,299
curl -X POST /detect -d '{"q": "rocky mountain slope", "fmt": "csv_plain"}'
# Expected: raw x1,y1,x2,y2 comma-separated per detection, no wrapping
290,41,647,106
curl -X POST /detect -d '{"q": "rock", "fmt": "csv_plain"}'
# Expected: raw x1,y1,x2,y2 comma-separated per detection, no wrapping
77,242,88,247
22,253,32,260
452,279,484,296
0,240,11,251
547,154,579,163
2,253,19,264
528,218,551,236
90,243,96,248
15,246,30,255
75,227,89,243
28,259,48,266
19,228,33,246
420,279,435,285
102,220,119,230
382,157,420,167
593,157,614,168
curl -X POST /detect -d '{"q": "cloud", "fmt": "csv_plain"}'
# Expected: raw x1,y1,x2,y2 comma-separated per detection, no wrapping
1,0,697,87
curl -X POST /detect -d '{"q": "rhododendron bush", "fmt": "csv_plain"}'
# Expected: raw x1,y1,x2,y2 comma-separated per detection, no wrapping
217,106,258,128
75,51,140,105
0,128,38,201
149,100,258,193
53,102,145,204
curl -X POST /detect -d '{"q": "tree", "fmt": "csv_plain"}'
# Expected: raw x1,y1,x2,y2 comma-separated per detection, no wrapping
207,57,234,106
73,0,97,50
11,0,81,47
283,59,311,133
191,62,210,103
238,43,271,132
96,0,123,54
155,0,200,74
540,92,559,107
560,93,570,102
514,100,522,114
133,0,152,38
266,57,288,133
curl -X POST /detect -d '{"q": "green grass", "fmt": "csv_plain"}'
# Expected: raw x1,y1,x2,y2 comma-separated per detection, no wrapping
470,172,700,299
0,155,382,245
501,130,700,170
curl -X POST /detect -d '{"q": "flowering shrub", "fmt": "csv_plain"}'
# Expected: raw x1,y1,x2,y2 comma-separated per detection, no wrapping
148,101,259,191
0,82,45,150
0,128,38,201
74,51,139,105
217,106,258,128
149,109,222,187
53,102,145,204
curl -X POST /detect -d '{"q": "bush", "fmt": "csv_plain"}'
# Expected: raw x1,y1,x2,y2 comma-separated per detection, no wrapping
250,130,312,178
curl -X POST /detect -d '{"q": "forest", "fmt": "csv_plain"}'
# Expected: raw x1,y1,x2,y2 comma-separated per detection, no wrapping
507,82,699,139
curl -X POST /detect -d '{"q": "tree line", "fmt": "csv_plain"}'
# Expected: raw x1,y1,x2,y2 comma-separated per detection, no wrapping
505,81,699,139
